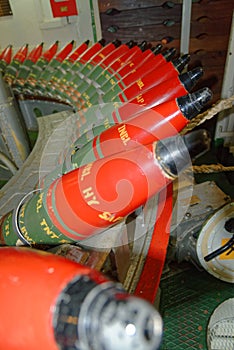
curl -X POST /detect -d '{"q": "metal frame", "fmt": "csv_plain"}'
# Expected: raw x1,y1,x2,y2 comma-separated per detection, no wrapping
215,10,234,153
180,0,192,56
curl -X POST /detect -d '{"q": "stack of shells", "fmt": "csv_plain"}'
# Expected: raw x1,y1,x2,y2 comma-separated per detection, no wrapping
0,39,212,246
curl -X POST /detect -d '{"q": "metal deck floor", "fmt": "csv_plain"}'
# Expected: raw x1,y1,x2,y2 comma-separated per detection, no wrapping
159,263,234,350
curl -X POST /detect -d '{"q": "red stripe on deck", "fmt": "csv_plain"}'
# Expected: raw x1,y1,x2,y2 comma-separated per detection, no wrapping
134,183,173,303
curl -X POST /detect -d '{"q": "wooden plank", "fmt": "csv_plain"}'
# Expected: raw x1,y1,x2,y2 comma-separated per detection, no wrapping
189,35,230,52
98,0,234,19
191,0,234,20
101,23,181,43
101,18,231,44
188,50,227,68
98,0,182,13
0,0,12,17
190,18,232,37
163,36,230,53
100,6,182,29
157,36,229,53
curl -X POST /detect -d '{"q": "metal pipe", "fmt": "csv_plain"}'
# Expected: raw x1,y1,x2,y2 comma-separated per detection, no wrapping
0,151,18,174
180,0,192,55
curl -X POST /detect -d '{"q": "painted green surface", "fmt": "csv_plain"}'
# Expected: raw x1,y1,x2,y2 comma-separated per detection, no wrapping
159,265,234,350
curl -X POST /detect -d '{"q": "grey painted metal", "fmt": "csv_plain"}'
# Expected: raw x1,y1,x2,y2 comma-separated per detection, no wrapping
170,181,231,266
0,110,73,218
207,298,234,349
180,0,192,56
215,10,234,154
0,75,30,169
18,98,74,131
196,202,234,283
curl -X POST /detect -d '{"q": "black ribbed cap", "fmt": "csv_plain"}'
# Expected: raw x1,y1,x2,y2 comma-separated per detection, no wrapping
177,87,212,120
162,47,176,61
112,39,122,47
172,54,190,72
151,44,163,55
126,40,136,48
179,67,203,91
138,40,148,51
98,38,106,46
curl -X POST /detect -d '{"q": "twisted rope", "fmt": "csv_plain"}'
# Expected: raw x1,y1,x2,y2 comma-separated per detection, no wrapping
180,95,234,174
192,164,234,173
180,95,234,134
